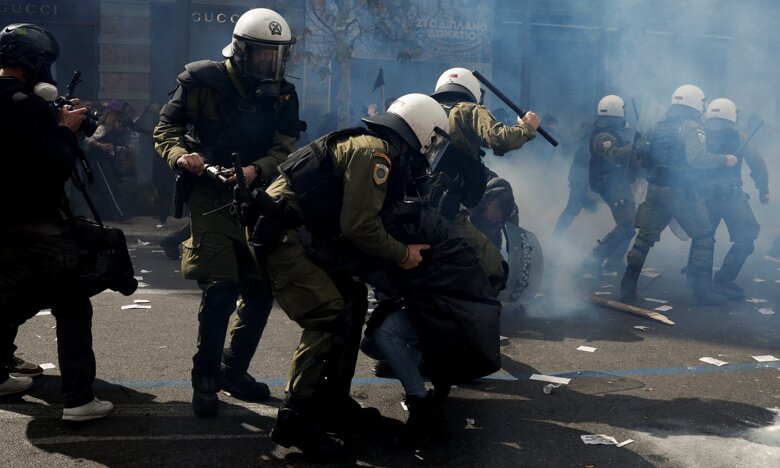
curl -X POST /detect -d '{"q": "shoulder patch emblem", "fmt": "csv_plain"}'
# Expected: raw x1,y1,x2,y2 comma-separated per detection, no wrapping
373,163,390,185
372,150,392,166
697,130,706,144
602,140,613,150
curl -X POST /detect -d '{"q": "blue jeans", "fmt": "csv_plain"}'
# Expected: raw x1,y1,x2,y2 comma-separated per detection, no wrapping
360,309,427,397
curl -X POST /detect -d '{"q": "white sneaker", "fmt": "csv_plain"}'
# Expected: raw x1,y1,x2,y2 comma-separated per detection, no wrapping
0,375,33,396
62,398,114,421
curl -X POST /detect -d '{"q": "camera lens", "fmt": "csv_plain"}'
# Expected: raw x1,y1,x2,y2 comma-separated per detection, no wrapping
79,109,100,137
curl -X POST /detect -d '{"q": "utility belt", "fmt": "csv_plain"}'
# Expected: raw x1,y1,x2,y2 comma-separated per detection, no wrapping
647,165,686,187
701,181,743,200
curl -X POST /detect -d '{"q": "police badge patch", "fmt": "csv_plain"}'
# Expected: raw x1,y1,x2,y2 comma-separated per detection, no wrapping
373,163,390,185
269,21,283,36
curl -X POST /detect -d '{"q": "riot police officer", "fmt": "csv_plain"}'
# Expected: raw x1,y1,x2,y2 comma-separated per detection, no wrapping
620,85,736,305
153,8,301,418
429,67,539,292
257,94,450,460
701,98,768,299
582,95,643,275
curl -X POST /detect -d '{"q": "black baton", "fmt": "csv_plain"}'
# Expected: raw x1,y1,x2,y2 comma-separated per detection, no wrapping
472,69,558,147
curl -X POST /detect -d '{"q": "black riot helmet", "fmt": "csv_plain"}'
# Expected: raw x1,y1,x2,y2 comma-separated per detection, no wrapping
0,23,60,85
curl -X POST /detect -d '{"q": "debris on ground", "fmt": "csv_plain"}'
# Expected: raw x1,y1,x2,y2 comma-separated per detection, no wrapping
581,434,618,445
699,357,729,366
530,374,571,385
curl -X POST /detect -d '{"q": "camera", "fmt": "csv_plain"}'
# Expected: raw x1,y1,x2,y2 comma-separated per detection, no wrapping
55,70,100,137
77,108,100,137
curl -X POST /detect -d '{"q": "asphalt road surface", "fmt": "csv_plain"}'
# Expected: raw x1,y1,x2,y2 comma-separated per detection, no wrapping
1,239,778,467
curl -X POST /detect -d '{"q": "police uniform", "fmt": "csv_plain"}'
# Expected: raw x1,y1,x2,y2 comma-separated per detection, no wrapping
584,123,641,271
621,105,728,303
432,101,535,291
153,58,300,409
701,129,768,292
255,130,411,452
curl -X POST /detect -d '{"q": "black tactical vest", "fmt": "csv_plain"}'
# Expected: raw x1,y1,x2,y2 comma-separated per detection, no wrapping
706,128,743,181
648,117,688,170
178,60,298,167
278,128,381,237
588,126,629,191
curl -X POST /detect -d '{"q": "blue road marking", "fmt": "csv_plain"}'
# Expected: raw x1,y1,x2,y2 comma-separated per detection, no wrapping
69,362,779,389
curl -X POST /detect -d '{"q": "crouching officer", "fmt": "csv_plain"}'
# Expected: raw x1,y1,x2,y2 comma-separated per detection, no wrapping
701,98,768,299
429,68,539,292
153,8,301,417
254,94,449,460
582,95,645,275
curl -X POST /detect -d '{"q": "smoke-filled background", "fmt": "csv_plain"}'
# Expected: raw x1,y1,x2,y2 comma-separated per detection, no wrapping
4,0,777,304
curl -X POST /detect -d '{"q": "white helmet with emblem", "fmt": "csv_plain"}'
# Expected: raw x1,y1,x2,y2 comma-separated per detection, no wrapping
597,95,625,118
432,67,483,104
222,8,295,81
363,93,451,170
671,84,706,114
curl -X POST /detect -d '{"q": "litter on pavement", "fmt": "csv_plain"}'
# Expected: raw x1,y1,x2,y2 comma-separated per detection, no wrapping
530,374,571,385
699,357,729,366
644,298,669,304
752,355,779,362
581,434,618,445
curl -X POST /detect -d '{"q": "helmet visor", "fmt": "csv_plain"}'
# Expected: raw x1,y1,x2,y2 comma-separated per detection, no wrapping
233,40,292,81
422,127,450,171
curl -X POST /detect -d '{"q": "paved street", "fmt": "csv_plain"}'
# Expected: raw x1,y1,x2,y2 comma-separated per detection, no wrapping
1,224,779,467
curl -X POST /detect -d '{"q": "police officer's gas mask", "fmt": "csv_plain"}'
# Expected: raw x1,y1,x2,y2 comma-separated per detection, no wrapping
231,39,292,99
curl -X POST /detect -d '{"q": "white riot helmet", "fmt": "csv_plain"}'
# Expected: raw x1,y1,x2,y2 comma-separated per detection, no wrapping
432,67,483,104
597,95,625,118
363,93,451,170
671,84,706,114
705,98,738,125
222,8,295,81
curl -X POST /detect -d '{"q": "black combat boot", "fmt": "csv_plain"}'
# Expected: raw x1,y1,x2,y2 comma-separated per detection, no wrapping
712,270,745,301
399,390,445,448
712,247,750,301
620,265,641,302
191,371,219,418
270,402,350,462
688,267,726,306
310,395,382,436
220,350,270,402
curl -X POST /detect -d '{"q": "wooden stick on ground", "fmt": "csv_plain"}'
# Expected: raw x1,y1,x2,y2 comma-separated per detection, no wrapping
590,296,675,326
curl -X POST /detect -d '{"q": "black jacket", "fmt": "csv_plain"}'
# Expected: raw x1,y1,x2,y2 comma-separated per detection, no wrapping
0,77,82,226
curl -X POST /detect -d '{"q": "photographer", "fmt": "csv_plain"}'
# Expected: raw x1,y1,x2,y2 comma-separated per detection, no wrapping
0,23,113,421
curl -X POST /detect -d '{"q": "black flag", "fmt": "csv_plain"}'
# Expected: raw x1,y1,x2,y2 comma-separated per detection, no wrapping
372,67,385,92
